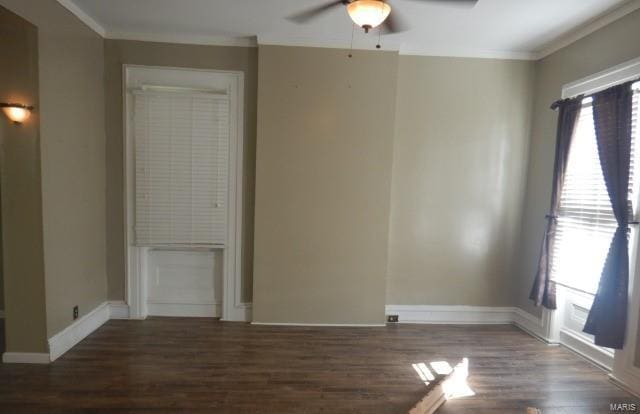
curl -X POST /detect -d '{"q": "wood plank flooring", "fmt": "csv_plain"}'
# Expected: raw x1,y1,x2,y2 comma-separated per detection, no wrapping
0,318,636,413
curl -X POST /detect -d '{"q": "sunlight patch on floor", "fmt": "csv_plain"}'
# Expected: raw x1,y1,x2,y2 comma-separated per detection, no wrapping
412,362,436,385
442,358,474,400
409,358,476,414
429,361,453,376
412,358,474,399
409,358,475,414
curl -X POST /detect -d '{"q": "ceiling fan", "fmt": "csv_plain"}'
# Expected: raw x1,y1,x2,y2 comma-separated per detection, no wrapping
287,0,478,34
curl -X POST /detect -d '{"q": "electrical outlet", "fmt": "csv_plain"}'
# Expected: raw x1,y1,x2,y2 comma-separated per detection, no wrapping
387,315,399,323
73,306,79,320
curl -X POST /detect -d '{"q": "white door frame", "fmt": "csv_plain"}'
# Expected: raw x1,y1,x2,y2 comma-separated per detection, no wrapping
122,65,251,322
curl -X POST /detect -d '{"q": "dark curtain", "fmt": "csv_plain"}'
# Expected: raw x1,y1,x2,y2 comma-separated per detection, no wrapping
529,96,583,310
583,81,635,349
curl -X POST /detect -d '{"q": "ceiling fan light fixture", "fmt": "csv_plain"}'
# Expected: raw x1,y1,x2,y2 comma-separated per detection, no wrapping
347,0,391,32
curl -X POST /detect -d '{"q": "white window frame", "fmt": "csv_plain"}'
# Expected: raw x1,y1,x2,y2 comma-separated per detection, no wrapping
548,56,640,394
123,65,251,322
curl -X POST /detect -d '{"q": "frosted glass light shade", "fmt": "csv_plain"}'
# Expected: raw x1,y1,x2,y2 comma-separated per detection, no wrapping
2,105,31,124
347,0,391,30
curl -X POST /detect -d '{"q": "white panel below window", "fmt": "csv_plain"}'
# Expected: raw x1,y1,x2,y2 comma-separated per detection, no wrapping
556,286,614,370
146,249,222,317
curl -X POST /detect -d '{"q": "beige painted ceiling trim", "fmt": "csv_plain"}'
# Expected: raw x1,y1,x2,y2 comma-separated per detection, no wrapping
535,0,640,60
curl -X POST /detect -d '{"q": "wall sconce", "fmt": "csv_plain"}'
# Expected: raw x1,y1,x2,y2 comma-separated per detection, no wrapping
1,103,34,124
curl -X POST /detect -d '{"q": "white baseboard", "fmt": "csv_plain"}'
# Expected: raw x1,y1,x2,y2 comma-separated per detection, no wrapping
386,305,552,342
560,329,614,371
48,301,111,361
512,308,551,343
2,352,50,364
108,301,130,319
386,305,515,325
5,299,241,364
3,301,130,364
251,322,386,327
222,302,252,323
610,370,640,398
0,304,129,321
147,302,221,318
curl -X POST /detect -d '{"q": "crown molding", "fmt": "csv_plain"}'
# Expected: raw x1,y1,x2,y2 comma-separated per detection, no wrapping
56,0,106,37
105,31,257,47
398,45,536,61
56,0,255,47
535,0,640,60
258,35,535,60
257,34,399,52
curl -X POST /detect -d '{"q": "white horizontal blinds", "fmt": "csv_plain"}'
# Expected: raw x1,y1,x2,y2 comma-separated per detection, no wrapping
551,82,640,294
133,89,229,246
551,99,615,293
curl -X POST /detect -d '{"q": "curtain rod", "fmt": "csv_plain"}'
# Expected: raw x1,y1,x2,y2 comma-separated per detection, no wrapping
551,77,640,110
550,98,571,111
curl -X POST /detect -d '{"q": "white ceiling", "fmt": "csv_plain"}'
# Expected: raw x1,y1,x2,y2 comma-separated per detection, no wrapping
65,0,640,59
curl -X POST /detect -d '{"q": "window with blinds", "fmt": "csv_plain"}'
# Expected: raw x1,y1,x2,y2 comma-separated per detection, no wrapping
133,89,230,246
551,82,640,293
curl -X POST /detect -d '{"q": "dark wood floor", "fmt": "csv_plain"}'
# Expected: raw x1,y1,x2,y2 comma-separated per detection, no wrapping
0,318,635,413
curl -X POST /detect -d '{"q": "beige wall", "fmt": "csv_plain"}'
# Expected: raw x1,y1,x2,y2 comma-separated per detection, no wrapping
103,39,258,303
0,4,48,352
387,56,534,306
253,46,398,324
1,0,108,337
514,9,640,318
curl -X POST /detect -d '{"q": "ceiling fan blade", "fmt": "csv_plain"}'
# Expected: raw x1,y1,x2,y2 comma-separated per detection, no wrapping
381,9,408,34
286,1,348,24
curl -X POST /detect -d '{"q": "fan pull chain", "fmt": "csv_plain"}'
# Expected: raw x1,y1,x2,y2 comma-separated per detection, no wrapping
376,2,383,49
348,23,355,58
